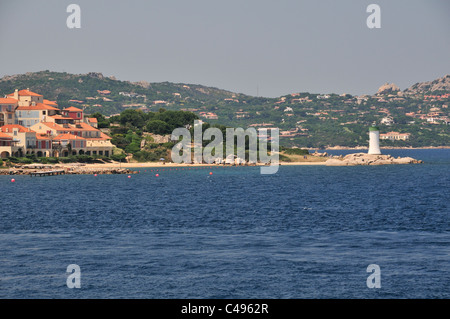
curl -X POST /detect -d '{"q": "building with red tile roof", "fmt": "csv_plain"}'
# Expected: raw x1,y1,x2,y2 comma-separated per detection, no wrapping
1,88,114,158
0,98,18,126
0,124,37,156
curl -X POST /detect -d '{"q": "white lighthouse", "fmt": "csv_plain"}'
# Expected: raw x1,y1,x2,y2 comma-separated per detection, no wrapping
368,125,382,155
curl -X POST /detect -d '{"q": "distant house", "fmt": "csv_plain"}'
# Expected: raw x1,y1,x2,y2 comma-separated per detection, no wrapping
97,90,111,95
199,112,218,120
0,124,37,156
86,117,98,128
0,97,18,126
62,106,83,122
380,132,411,141
380,117,394,126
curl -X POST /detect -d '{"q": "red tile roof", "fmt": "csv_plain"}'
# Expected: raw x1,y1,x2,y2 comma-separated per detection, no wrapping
53,133,86,140
37,122,66,131
7,89,43,97
0,132,13,139
36,134,52,140
88,132,112,140
0,124,34,133
49,115,74,120
0,98,18,104
87,117,98,123
43,99,58,106
17,103,59,111
75,122,98,131
63,106,83,112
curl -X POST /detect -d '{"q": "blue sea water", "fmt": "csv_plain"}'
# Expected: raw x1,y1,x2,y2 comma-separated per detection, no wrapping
0,149,449,299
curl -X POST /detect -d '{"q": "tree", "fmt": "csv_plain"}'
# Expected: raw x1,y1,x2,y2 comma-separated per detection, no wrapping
119,109,148,128
146,120,171,135
90,112,110,128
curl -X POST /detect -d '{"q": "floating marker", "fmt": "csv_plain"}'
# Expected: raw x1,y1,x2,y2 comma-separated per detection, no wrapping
156,174,159,177
209,172,213,175
128,175,131,178
94,174,97,177
11,178,15,183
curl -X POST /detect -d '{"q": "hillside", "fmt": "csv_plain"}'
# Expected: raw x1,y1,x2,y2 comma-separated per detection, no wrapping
404,75,450,95
1,71,449,148
0,70,257,115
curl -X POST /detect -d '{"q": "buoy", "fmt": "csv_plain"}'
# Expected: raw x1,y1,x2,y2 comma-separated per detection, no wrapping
11,178,15,183
128,175,131,178
209,172,213,175
156,174,159,177
94,174,97,177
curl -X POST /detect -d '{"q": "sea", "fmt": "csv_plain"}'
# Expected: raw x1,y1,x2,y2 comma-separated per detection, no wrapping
0,149,449,299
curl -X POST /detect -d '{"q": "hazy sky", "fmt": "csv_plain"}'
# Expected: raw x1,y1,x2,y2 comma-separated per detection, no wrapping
0,0,449,97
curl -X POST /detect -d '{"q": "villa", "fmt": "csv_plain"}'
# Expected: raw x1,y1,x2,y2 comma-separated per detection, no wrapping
0,88,114,158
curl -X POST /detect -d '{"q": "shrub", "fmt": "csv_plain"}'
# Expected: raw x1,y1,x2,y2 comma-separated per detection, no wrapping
46,157,59,164
111,154,126,162
75,155,94,163
283,148,309,156
18,157,33,164
279,154,292,162
8,156,19,163
58,157,75,163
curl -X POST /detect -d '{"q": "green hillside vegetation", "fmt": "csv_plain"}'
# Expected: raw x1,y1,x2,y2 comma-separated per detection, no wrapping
106,109,281,163
1,71,448,148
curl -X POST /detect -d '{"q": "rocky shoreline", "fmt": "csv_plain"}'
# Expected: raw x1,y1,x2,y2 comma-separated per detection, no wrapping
1,164,138,176
325,153,423,166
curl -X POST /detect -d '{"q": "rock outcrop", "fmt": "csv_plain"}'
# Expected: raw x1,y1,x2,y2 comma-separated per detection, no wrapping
377,83,400,95
325,153,422,166
404,74,450,94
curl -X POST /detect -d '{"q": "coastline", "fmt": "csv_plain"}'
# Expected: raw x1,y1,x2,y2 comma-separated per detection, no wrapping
1,161,327,175
5,148,446,174
62,161,328,169
316,146,450,150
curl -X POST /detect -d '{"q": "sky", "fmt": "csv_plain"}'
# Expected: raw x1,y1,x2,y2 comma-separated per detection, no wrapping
0,0,449,97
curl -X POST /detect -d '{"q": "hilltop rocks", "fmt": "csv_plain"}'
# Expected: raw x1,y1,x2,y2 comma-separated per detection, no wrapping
87,72,104,79
377,83,400,95
404,74,450,94
325,153,422,166
133,80,151,89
